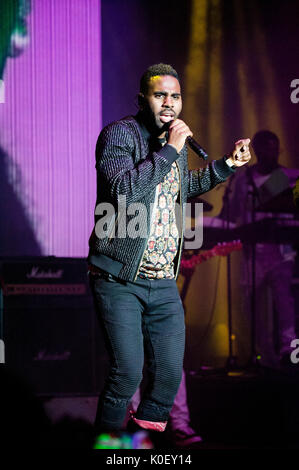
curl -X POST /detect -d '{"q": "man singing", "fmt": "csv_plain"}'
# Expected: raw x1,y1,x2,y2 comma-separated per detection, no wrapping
88,63,251,434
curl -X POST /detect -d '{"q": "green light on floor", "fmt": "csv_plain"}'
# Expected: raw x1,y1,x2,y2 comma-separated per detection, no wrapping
93,432,133,449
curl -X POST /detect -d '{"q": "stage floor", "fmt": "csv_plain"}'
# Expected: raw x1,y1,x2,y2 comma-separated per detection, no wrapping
2,364,299,449
41,366,299,449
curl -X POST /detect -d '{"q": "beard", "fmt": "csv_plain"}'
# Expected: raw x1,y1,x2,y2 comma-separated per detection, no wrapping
140,106,176,136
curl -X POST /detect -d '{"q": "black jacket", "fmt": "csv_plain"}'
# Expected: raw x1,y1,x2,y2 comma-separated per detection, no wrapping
88,114,234,281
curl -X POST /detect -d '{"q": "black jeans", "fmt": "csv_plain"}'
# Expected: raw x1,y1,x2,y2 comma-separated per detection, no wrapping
89,273,185,431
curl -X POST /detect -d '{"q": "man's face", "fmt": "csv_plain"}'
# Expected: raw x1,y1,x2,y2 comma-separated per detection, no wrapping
255,137,279,172
141,75,182,134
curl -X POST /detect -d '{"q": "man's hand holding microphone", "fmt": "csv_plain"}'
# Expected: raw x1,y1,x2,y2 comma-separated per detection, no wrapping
167,118,251,167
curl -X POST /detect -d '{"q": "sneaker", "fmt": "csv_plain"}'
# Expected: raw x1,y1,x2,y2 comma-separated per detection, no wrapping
126,413,166,449
172,428,202,448
127,411,167,432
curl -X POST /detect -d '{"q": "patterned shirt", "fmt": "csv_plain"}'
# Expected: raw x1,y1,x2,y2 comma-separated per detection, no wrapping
138,160,180,279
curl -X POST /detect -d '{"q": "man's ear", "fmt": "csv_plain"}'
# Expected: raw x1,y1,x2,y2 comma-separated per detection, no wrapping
138,92,145,109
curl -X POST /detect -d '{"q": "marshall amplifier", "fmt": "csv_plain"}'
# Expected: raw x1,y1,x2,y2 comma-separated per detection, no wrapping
0,257,109,396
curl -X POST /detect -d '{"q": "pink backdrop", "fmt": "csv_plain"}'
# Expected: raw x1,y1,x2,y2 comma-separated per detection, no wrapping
0,0,101,257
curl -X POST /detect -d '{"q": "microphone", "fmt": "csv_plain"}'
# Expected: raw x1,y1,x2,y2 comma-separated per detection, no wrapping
163,120,209,160
186,136,208,161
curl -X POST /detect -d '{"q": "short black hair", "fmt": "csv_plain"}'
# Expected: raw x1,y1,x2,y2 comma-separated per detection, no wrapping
139,63,179,95
252,130,279,152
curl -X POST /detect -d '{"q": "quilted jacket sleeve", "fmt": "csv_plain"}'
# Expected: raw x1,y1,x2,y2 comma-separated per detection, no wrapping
96,121,179,205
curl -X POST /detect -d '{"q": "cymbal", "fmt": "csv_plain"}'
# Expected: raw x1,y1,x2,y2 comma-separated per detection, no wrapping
187,196,213,212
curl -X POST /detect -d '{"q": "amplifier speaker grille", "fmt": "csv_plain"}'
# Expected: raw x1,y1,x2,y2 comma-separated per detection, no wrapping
0,257,109,396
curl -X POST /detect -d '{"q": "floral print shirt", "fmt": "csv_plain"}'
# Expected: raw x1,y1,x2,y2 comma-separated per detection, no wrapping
138,161,180,279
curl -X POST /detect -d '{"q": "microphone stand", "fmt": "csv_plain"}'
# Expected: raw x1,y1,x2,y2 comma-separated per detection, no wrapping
222,175,238,370
245,168,261,370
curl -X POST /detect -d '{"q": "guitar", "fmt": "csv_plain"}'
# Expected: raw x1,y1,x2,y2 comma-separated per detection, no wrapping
180,240,242,273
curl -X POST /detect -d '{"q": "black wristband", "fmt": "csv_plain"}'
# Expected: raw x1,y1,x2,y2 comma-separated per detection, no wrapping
224,155,237,169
